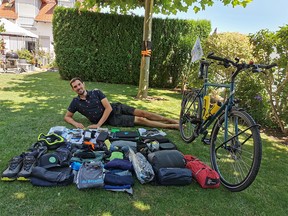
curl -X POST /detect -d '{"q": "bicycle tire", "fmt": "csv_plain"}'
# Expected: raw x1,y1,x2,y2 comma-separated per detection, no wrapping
210,110,262,192
179,90,201,143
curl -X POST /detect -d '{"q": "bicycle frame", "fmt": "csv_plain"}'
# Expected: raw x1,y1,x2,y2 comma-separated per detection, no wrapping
195,60,238,142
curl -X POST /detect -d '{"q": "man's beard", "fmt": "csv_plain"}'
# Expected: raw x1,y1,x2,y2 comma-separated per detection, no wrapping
78,89,86,95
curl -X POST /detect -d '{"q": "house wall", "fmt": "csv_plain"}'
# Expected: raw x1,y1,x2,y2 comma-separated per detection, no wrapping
1,0,75,62
16,0,40,29
34,21,53,55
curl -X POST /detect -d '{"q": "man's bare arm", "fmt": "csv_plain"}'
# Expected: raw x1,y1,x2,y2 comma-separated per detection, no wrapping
64,111,85,129
88,98,112,129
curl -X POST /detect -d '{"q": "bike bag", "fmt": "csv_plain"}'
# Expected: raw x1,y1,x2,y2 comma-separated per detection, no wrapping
185,155,220,189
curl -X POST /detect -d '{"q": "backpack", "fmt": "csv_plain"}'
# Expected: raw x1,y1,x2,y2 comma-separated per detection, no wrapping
184,155,220,189
76,161,104,189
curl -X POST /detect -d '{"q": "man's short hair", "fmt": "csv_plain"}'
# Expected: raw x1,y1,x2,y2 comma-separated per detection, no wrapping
69,77,83,88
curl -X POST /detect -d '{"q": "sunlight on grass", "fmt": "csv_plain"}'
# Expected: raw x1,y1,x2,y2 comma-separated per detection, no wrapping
133,201,151,211
267,144,288,152
101,212,112,216
13,192,25,199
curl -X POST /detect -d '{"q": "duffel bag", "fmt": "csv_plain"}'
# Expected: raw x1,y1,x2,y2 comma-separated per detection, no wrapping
157,168,192,186
185,155,220,189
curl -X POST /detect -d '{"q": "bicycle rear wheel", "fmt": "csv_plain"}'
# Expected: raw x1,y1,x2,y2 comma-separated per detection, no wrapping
179,90,201,143
210,110,262,192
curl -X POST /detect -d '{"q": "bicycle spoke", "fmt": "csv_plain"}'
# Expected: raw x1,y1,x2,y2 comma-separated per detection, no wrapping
180,91,201,143
211,110,262,191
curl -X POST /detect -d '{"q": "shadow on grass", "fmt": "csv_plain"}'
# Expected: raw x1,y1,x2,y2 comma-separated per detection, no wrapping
0,72,181,153
0,72,288,215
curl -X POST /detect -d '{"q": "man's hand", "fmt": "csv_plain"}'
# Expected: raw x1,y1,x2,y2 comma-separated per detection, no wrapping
74,122,85,129
87,124,100,129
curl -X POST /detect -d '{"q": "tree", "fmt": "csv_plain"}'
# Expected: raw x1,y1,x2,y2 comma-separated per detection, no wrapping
249,27,288,134
77,0,253,99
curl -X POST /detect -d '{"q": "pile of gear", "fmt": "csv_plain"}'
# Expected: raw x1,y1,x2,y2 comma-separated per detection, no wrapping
1,126,220,194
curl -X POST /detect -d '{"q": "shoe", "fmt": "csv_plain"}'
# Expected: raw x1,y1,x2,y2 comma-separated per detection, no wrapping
1,154,24,181
17,155,37,181
16,146,47,181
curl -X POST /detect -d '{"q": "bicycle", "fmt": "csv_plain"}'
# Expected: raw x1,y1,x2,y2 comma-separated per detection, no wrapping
179,53,276,192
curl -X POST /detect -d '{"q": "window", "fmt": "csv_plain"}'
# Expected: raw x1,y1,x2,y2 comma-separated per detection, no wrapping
27,41,35,52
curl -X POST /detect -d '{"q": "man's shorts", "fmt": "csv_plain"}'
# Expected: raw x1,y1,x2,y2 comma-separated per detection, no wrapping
106,102,135,127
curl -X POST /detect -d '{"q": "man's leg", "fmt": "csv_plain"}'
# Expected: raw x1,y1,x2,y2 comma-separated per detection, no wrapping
134,116,179,130
133,109,179,124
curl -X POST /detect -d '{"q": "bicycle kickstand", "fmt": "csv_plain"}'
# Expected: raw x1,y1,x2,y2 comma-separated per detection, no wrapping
201,130,211,145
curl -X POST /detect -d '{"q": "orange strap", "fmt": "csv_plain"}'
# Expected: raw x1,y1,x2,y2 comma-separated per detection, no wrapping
141,49,152,57
83,141,95,150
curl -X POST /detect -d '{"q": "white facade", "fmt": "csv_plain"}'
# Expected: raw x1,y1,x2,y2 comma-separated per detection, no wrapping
0,0,76,60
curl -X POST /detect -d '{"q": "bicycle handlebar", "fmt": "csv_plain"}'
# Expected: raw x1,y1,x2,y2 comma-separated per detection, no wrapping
207,52,277,72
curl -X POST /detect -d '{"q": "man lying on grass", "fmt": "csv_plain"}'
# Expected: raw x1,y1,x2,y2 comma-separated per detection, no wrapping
64,77,179,130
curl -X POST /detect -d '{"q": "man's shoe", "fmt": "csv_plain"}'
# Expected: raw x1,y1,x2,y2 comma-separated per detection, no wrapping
17,155,37,181
1,155,24,181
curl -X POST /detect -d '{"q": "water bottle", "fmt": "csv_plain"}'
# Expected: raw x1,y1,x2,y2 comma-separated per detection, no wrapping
209,101,222,116
202,95,210,120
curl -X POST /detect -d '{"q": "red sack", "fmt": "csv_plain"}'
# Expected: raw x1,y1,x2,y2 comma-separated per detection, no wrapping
184,155,220,189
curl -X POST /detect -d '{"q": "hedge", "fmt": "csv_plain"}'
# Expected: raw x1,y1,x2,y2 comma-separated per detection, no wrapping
53,7,211,88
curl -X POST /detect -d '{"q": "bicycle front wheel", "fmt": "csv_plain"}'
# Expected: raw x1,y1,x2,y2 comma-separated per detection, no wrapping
179,90,201,143
210,110,262,192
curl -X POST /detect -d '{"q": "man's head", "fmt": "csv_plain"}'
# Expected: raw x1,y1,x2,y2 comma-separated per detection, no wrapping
69,77,86,96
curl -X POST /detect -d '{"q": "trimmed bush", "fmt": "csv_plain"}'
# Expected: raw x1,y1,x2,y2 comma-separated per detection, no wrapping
53,7,211,88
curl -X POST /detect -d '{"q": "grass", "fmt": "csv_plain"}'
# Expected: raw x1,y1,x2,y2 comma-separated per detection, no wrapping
0,71,287,216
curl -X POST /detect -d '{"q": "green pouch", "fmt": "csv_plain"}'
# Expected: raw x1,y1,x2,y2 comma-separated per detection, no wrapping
109,151,124,161
38,133,65,150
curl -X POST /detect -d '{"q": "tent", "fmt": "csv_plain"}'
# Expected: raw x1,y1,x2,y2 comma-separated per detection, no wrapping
0,18,38,38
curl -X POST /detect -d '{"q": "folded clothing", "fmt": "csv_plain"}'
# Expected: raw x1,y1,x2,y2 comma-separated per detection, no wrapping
104,172,134,186
104,159,133,171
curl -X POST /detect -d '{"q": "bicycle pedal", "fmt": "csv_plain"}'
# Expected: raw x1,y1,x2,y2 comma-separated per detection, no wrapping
202,138,211,145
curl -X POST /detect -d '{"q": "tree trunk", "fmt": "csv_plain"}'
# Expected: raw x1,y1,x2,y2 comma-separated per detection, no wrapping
136,0,153,99
266,82,286,134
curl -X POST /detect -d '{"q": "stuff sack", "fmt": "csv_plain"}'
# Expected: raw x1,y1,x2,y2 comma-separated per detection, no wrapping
148,150,186,173
159,142,177,150
128,148,154,184
157,168,192,186
185,155,220,189
76,161,104,189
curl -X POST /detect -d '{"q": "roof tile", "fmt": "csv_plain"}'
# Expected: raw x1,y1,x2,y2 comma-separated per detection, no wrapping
35,2,56,22
0,0,18,20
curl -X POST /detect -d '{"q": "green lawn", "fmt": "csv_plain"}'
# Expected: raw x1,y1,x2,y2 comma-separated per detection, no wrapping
0,71,287,216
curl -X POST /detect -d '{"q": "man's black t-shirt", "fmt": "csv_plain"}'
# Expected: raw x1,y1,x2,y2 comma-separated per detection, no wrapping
68,89,106,123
